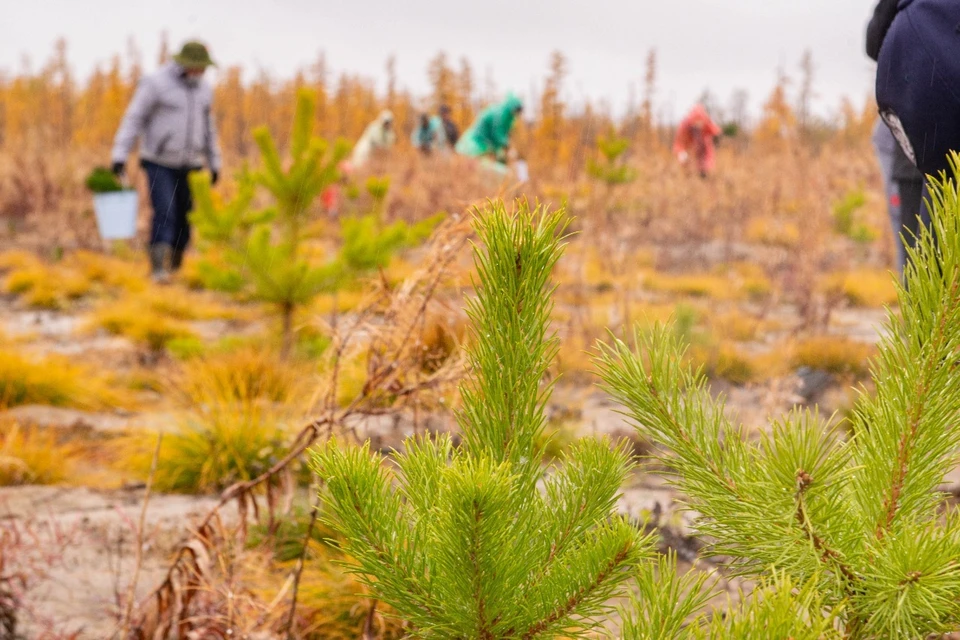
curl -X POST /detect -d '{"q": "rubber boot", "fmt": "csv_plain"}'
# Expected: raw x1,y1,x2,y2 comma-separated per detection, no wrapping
149,243,172,284
170,248,185,272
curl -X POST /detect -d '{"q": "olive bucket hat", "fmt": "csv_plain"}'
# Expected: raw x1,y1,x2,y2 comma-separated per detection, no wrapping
173,41,216,69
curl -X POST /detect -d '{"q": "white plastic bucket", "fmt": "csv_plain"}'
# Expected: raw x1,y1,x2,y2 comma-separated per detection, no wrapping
514,160,530,183
92,190,138,240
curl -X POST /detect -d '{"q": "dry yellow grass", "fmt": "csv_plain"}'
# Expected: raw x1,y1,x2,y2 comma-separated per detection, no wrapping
68,250,149,292
643,265,772,302
119,349,314,493
745,217,801,248
791,336,874,377
92,301,197,351
310,289,371,316
90,285,238,350
0,349,125,409
823,268,899,308
176,347,316,406
0,249,41,273
4,262,93,309
119,402,290,493
646,272,737,300
0,249,151,309
710,310,765,342
688,343,761,385
135,286,238,321
0,422,77,485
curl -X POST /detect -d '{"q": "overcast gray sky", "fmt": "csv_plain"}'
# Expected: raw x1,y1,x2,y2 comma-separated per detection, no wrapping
1,0,878,122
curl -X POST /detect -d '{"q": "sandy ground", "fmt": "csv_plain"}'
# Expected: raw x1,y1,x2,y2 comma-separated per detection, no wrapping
2,485,221,637
0,293,920,637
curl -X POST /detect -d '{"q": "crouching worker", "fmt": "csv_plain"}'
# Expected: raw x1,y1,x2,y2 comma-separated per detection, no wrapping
351,110,396,168
674,104,721,178
456,93,523,175
412,113,443,155
111,41,221,283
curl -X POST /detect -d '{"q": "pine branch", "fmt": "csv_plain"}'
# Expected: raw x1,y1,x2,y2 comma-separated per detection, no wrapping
794,468,858,585
311,442,436,624
876,278,960,539
598,331,859,592
458,202,568,473
531,438,634,587
519,528,639,640
618,551,716,640
850,158,960,542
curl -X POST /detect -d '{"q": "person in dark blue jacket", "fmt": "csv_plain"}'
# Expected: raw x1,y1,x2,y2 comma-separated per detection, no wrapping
867,0,924,279
874,0,960,178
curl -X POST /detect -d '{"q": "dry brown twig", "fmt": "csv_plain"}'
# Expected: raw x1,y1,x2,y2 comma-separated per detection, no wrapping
115,433,163,639
126,213,473,639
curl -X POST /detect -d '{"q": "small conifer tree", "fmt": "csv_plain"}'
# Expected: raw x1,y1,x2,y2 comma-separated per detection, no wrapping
587,133,636,187
190,88,439,357
598,155,960,638
311,202,652,638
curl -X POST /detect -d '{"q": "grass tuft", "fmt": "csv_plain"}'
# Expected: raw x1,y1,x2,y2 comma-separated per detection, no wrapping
791,336,874,377
0,349,123,409
93,301,197,351
0,422,77,485
823,269,898,308
119,348,314,493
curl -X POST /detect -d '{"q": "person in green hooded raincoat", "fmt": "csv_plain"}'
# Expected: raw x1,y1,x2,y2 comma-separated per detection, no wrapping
455,94,523,165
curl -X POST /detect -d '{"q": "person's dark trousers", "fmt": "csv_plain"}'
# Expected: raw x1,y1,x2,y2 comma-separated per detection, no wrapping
898,178,929,277
142,160,197,270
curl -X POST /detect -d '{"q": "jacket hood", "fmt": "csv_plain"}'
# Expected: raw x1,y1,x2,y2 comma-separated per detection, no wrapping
501,93,523,114
686,104,711,125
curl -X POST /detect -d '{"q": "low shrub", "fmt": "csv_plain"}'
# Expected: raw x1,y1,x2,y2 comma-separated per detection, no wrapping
823,269,898,308
791,335,874,377
0,350,121,409
689,343,759,385
92,301,197,351
176,347,315,406
745,217,800,248
122,403,289,494
4,262,92,309
0,423,77,485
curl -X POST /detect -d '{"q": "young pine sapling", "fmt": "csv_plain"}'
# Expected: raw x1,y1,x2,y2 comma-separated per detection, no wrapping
598,155,960,638
190,88,439,357
311,202,652,638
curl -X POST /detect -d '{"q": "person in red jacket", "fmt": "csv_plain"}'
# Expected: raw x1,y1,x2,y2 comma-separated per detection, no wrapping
674,104,721,178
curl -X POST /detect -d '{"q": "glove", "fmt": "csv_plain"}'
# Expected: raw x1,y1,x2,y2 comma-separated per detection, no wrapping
111,161,125,177
211,170,219,186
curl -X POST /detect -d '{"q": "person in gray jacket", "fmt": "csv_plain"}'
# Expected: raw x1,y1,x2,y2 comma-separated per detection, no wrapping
111,41,221,282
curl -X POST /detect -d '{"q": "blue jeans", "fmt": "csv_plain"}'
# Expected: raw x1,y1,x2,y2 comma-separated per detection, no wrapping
142,161,196,250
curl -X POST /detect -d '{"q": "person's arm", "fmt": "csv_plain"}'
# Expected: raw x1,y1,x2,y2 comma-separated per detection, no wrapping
673,121,690,157
490,111,514,153
705,118,722,138
866,0,900,61
111,77,157,168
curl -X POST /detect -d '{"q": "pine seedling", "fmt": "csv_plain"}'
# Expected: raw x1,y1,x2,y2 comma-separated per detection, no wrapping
587,133,636,186
190,88,440,356
311,201,653,639
598,154,960,638
339,177,442,273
